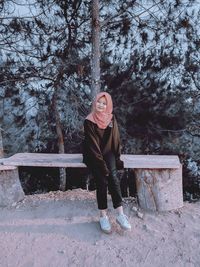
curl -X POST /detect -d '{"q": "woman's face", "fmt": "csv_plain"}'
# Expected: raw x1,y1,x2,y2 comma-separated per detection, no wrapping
96,96,107,112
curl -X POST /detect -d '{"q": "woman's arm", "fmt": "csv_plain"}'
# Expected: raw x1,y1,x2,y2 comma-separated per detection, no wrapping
84,120,109,176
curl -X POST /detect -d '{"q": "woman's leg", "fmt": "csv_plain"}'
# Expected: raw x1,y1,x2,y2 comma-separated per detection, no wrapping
116,205,124,215
90,168,112,233
104,152,131,230
91,168,108,211
100,209,107,217
103,152,123,209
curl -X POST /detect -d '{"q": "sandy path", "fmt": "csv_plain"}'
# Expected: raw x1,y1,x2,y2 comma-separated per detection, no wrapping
0,189,200,267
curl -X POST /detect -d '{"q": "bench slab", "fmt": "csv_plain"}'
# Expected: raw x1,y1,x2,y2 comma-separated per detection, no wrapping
1,153,181,169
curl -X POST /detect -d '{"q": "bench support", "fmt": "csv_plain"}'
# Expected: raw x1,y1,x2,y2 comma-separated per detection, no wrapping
134,166,183,211
0,166,25,207
59,167,67,191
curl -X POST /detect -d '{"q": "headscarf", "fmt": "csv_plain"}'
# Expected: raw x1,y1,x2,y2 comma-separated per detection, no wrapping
86,92,113,129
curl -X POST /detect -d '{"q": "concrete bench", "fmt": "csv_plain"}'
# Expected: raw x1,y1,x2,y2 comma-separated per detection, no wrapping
1,153,183,211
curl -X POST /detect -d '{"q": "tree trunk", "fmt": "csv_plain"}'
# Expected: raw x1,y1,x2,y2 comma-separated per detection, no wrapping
134,167,183,211
91,0,101,99
0,129,3,158
52,90,67,191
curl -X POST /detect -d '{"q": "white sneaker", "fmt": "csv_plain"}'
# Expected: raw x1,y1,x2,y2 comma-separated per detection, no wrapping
116,214,131,230
99,216,112,234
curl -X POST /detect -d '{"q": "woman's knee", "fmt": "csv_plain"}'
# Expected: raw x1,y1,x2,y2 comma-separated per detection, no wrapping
95,175,108,189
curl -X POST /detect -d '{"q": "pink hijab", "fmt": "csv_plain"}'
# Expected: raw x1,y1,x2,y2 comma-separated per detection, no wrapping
86,92,113,129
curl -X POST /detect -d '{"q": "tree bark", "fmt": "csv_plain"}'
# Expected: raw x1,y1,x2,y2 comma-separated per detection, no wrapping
134,167,183,211
91,0,101,99
0,98,4,158
0,129,3,158
52,89,67,191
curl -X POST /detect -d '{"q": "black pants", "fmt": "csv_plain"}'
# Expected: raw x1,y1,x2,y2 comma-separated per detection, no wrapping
91,152,123,210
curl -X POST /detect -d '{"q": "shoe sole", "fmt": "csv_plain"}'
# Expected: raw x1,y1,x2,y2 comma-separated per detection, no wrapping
100,226,112,234
102,229,112,234
116,219,131,231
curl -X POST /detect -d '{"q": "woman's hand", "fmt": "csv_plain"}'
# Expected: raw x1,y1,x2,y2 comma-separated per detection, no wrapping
116,159,124,170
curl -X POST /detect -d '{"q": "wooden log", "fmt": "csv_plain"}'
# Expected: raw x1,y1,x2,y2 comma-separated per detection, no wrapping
0,166,25,207
134,166,183,211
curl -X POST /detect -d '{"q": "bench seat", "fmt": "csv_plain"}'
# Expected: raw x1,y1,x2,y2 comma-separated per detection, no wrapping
1,153,181,169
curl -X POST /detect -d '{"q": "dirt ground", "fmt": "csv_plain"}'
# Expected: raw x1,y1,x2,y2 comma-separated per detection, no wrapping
0,189,200,267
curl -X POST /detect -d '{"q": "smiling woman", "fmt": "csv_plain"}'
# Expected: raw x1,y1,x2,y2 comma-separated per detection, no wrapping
82,91,131,234
96,96,107,112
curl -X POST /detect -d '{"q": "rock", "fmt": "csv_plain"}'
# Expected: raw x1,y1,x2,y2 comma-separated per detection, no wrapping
132,206,138,212
57,250,65,254
11,202,17,207
142,224,148,230
137,211,144,219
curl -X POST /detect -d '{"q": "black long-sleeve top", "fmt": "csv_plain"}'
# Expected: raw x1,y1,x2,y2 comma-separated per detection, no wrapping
82,115,124,176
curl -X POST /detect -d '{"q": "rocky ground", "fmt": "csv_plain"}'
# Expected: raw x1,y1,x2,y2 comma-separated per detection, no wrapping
0,189,200,267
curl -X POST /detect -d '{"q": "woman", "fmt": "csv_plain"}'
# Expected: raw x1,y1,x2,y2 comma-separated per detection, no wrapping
82,92,131,233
